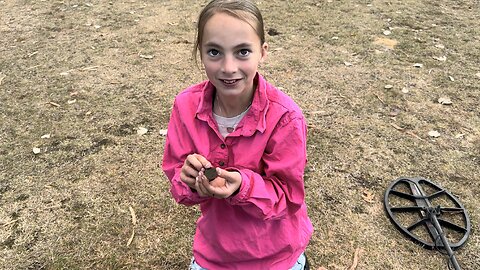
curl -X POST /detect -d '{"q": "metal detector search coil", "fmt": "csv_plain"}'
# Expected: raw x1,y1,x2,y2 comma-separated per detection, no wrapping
384,177,471,270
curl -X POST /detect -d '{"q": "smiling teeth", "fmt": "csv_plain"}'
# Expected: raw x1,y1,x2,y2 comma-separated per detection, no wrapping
223,79,237,84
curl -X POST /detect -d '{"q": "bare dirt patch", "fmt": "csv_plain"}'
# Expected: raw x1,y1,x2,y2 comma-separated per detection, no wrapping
1,1,479,269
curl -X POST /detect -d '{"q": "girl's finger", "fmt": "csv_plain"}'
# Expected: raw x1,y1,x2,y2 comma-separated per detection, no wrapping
179,171,196,187
196,173,212,197
186,154,203,171
193,154,213,169
183,165,199,178
194,177,207,197
217,168,241,183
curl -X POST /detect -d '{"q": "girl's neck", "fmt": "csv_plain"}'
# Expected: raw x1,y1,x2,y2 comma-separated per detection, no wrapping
215,78,256,117
215,91,253,118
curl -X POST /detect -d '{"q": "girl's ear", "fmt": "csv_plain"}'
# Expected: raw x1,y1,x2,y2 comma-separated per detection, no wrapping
260,42,268,63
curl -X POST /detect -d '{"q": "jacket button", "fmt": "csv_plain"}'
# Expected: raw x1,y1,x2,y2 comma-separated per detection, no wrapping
219,161,225,166
220,144,226,149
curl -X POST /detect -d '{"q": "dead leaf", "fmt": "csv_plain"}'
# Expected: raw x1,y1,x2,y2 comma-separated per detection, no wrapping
159,129,168,136
33,147,41,154
137,127,148,135
428,130,441,138
361,190,375,203
389,107,400,117
139,54,154,59
433,56,447,61
41,134,51,139
438,97,452,105
129,206,137,226
413,63,423,68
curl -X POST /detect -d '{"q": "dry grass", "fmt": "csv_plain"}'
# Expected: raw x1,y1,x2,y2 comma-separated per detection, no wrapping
1,0,479,269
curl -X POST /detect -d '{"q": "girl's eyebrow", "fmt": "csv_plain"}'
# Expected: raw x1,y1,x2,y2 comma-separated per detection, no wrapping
204,41,253,49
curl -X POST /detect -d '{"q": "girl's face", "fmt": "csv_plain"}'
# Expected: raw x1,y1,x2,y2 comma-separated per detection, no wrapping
201,12,267,98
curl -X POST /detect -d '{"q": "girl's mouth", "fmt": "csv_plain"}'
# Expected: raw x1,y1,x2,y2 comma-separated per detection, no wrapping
220,79,240,85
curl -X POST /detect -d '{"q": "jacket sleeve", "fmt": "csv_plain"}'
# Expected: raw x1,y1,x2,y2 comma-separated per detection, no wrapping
162,98,209,206
227,112,308,220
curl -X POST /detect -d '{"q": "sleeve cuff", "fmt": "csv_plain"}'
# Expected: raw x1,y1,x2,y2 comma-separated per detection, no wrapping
227,170,251,204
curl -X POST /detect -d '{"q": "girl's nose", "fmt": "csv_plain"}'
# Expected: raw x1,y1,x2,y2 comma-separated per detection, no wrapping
221,55,237,74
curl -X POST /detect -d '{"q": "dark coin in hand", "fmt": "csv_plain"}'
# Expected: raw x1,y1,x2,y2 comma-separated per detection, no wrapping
204,167,218,181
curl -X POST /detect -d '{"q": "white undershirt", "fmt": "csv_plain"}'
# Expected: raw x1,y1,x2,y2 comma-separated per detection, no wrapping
213,108,250,138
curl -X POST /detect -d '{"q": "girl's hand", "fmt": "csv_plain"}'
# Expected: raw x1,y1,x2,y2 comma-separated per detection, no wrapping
197,168,242,198
180,154,212,190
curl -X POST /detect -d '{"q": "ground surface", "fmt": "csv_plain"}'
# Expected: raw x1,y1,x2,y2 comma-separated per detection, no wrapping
1,0,479,269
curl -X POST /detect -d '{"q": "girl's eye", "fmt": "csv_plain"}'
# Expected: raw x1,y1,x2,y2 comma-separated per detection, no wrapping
238,49,251,57
207,49,220,57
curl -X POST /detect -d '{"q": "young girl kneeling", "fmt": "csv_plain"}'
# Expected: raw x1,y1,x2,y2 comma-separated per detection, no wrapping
162,1,313,269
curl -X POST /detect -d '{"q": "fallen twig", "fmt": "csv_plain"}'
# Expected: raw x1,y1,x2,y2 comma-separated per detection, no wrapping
349,248,362,270
80,66,99,71
406,131,424,141
374,93,385,105
129,206,137,226
306,110,334,117
390,123,404,131
126,229,135,247
27,51,38,57
1,219,18,227
389,123,424,141
47,101,61,107
126,206,137,247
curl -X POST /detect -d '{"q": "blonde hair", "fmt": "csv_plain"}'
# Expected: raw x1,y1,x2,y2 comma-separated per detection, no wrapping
193,0,265,62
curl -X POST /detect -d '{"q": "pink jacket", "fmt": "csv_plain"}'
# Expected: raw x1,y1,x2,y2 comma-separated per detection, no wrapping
162,74,313,270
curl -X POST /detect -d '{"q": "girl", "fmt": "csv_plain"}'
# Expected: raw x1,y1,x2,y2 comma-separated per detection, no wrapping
162,0,313,269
